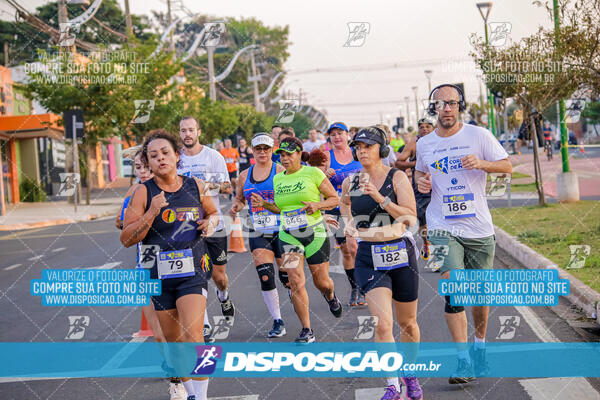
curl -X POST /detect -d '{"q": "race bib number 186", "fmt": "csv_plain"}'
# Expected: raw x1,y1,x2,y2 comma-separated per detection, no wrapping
442,193,476,219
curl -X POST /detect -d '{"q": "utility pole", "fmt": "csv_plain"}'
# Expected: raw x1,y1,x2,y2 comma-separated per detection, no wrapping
404,96,410,129
3,42,8,66
207,47,216,100
424,70,433,94
477,2,497,136
124,0,133,37
250,50,264,111
553,0,569,173
412,86,419,120
167,0,174,51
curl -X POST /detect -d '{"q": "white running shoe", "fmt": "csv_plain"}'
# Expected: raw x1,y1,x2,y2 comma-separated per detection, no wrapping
169,381,187,400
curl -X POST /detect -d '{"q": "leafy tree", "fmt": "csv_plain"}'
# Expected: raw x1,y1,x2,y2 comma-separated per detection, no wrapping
0,0,151,65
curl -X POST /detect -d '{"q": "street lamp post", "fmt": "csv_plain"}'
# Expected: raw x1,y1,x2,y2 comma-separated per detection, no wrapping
412,86,419,121
424,70,433,94
476,2,497,137
404,96,410,129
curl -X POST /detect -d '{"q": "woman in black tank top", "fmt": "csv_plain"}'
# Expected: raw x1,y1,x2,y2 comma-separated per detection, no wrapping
340,126,424,400
120,130,219,400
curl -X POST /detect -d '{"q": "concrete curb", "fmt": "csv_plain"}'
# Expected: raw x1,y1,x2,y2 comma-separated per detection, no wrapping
495,225,600,324
0,209,117,231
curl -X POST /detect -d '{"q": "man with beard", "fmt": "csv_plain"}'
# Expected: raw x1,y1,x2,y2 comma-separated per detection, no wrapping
178,116,236,342
414,85,512,385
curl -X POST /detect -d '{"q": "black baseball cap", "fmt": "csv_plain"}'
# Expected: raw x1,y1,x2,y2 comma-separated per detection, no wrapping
349,127,386,147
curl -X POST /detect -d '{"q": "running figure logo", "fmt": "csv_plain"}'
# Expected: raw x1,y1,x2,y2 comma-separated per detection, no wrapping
191,345,223,375
211,316,234,340
66,316,90,340
488,22,512,47
566,245,590,269
202,22,225,47
281,245,302,269
58,22,80,47
565,99,586,124
354,316,378,340
132,100,155,124
139,244,160,269
58,173,80,197
496,316,520,339
276,100,299,124
424,245,449,271
487,173,511,197
343,22,370,47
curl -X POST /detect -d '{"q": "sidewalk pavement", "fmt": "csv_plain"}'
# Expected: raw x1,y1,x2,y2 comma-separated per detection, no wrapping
0,196,123,231
509,150,600,198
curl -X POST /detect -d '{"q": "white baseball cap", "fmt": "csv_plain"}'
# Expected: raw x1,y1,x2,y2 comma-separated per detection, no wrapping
251,134,274,148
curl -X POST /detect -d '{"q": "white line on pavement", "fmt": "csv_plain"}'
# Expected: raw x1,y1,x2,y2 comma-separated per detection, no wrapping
519,377,600,400
3,264,22,271
514,306,559,343
85,262,123,270
52,247,66,252
28,255,43,261
211,396,259,400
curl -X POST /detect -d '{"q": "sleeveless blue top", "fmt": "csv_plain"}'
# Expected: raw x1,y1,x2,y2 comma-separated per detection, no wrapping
243,163,280,233
329,149,362,197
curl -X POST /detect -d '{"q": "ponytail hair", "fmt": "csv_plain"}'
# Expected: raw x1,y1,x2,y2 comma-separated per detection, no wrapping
301,151,310,163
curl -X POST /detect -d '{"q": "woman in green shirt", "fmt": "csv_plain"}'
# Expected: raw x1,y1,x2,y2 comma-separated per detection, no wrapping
251,137,342,343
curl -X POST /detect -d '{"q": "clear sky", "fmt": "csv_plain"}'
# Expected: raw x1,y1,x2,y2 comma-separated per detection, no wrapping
2,0,552,127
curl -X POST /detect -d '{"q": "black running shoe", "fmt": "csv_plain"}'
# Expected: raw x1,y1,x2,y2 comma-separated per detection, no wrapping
294,327,315,343
325,293,342,318
448,358,476,384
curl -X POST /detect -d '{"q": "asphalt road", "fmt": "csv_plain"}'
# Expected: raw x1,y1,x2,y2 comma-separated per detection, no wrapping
0,201,599,400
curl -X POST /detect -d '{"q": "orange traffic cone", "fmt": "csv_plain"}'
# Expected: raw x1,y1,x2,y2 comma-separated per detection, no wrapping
133,311,154,338
579,146,585,154
229,215,247,253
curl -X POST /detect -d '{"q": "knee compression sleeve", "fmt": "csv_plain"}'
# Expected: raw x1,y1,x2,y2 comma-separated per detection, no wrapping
278,270,290,288
256,263,276,291
445,296,464,314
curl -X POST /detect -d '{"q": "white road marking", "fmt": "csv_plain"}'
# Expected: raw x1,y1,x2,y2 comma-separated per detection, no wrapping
519,377,600,399
100,336,148,371
3,264,22,271
211,396,259,400
28,255,43,261
85,262,122,270
355,388,386,399
52,247,66,252
514,306,559,343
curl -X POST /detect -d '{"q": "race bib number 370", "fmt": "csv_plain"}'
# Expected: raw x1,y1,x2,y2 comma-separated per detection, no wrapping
442,193,476,219
157,249,195,279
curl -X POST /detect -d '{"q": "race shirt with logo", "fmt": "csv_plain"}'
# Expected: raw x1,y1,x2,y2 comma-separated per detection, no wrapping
139,176,208,278
274,166,327,230
178,146,229,231
220,148,240,173
243,163,280,234
415,123,508,238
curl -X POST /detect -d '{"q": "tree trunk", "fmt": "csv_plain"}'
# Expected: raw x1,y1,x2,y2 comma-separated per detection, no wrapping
529,115,546,206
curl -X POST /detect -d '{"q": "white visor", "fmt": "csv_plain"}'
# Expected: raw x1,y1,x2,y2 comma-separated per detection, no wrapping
252,135,274,148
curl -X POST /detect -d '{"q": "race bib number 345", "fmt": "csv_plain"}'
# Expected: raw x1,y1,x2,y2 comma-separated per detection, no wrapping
442,193,476,219
157,249,195,279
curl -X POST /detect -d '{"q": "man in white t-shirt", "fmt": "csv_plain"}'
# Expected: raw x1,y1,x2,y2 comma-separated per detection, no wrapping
178,116,235,340
303,128,325,153
414,85,512,385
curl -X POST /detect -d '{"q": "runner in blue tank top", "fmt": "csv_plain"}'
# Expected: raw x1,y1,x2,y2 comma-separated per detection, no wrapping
230,133,287,338
323,122,365,307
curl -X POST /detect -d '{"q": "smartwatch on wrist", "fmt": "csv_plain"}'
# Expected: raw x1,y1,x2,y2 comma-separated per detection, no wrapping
379,196,391,209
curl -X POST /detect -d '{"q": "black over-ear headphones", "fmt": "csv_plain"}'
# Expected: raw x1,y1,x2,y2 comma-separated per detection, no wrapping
427,84,466,115
352,126,390,161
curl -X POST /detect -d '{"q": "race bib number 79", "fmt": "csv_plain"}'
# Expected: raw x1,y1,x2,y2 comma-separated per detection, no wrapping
157,249,195,279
